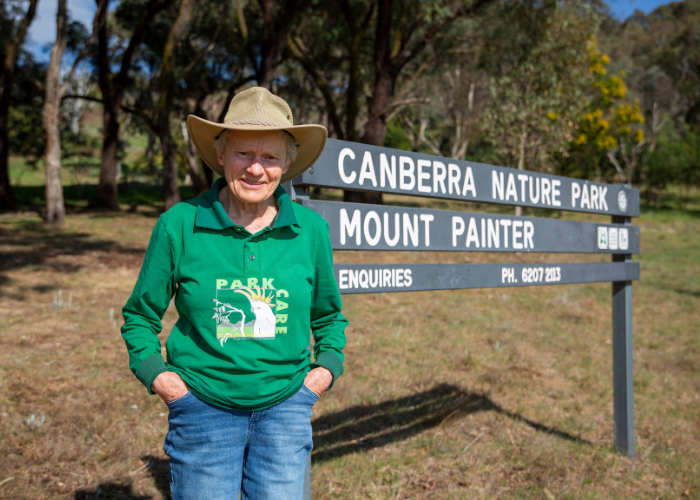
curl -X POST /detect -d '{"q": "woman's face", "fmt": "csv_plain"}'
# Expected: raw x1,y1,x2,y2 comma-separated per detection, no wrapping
216,130,291,207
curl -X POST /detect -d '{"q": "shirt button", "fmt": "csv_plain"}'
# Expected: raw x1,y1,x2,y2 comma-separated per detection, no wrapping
236,228,241,232
249,254,255,261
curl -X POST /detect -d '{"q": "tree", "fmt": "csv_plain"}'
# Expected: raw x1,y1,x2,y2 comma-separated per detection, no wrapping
482,0,597,191
567,41,647,184
0,0,39,210
93,0,174,210
42,1,98,225
125,0,226,203
158,0,195,210
290,0,496,204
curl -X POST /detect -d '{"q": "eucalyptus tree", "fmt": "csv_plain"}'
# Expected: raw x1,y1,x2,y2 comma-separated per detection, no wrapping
93,0,175,210
481,0,598,213
126,0,239,204
42,0,100,225
237,0,313,89
289,0,497,204
0,0,39,210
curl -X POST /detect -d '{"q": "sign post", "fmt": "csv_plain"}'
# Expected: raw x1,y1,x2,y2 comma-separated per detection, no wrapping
612,216,635,458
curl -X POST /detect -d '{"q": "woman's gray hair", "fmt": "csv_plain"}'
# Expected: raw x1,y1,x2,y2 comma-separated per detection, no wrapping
214,129,298,163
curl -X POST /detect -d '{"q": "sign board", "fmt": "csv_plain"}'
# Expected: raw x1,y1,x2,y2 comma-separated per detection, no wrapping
295,139,640,217
286,137,640,470
334,262,640,294
301,199,640,254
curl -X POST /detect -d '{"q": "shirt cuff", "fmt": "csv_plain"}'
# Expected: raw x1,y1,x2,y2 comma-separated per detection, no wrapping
310,351,344,390
135,354,168,395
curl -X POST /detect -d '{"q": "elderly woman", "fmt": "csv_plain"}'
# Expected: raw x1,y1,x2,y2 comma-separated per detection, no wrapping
121,87,347,500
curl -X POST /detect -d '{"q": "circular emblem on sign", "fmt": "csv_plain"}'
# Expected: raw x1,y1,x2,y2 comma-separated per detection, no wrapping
617,190,628,212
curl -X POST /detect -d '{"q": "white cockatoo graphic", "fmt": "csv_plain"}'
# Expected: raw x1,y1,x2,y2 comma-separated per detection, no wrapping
235,286,277,337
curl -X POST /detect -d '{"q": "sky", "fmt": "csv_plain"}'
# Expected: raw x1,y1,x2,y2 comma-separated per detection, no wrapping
24,0,679,62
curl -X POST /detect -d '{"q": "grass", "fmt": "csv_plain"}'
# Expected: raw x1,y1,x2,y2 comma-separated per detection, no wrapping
0,183,698,499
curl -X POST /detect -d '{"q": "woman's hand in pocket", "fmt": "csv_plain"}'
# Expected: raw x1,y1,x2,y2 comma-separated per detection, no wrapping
152,372,189,403
303,367,333,397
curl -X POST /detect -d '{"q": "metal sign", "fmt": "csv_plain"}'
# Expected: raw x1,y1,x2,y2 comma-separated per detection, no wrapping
285,137,640,469
295,139,640,217
334,262,640,294
301,199,640,254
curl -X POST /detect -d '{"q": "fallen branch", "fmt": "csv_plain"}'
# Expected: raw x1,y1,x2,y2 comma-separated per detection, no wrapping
456,431,483,459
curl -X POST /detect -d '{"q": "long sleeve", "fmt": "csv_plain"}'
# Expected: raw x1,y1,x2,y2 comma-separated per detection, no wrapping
121,217,176,394
309,221,348,388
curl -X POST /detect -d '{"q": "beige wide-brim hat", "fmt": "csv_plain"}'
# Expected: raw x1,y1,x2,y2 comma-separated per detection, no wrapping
187,87,328,183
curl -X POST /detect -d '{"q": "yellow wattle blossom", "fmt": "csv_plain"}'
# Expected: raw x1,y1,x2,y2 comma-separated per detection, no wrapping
615,100,644,127
546,111,559,120
596,135,617,151
573,37,647,156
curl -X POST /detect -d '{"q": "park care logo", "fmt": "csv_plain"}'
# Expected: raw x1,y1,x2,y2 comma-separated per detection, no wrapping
212,278,290,345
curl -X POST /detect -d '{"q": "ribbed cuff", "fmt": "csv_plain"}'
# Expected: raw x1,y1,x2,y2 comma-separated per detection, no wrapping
135,354,168,395
310,351,343,390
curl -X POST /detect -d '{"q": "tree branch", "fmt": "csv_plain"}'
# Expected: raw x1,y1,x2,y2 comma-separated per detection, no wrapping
60,0,108,95
392,0,496,73
287,36,344,139
607,147,626,183
61,94,155,129
114,0,176,99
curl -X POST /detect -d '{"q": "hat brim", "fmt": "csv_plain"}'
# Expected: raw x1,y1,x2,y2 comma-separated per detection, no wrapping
187,115,328,183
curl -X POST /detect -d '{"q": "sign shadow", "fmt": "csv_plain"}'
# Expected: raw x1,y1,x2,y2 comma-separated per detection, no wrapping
311,383,591,463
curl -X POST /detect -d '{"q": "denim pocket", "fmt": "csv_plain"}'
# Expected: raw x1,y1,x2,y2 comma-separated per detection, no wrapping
300,384,321,401
165,391,192,408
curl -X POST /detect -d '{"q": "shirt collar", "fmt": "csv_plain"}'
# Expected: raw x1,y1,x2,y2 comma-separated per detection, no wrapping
195,177,299,231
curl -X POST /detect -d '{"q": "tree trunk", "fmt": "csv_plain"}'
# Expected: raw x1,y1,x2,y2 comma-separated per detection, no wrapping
94,0,120,209
344,0,395,205
203,158,213,187
256,0,312,89
181,121,208,195
159,0,194,210
0,0,39,210
257,0,276,89
161,116,180,210
515,122,527,217
96,109,121,209
0,99,15,211
43,0,69,226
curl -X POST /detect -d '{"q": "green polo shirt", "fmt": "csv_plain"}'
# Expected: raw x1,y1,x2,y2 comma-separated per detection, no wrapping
121,178,347,411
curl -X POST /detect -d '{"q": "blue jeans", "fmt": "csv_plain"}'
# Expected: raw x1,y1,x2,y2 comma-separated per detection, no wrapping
163,384,319,500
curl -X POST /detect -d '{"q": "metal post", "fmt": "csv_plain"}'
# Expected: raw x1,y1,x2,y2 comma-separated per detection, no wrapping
612,215,634,457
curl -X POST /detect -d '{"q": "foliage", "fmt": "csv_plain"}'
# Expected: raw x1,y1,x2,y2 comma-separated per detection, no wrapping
640,124,700,204
566,41,646,182
481,0,598,173
7,50,45,165
3,0,700,209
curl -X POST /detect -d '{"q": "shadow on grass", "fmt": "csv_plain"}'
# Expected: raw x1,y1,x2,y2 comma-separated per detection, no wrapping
74,483,153,499
74,456,170,500
75,386,590,498
11,183,198,216
312,383,590,463
0,219,144,296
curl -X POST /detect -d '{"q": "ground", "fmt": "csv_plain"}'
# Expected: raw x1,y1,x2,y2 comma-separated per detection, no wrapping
0,185,698,499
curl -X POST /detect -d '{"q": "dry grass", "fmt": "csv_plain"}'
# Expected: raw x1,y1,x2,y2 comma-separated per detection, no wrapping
0,192,698,499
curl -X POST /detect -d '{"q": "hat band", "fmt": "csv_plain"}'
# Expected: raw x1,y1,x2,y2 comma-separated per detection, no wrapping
224,119,287,127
